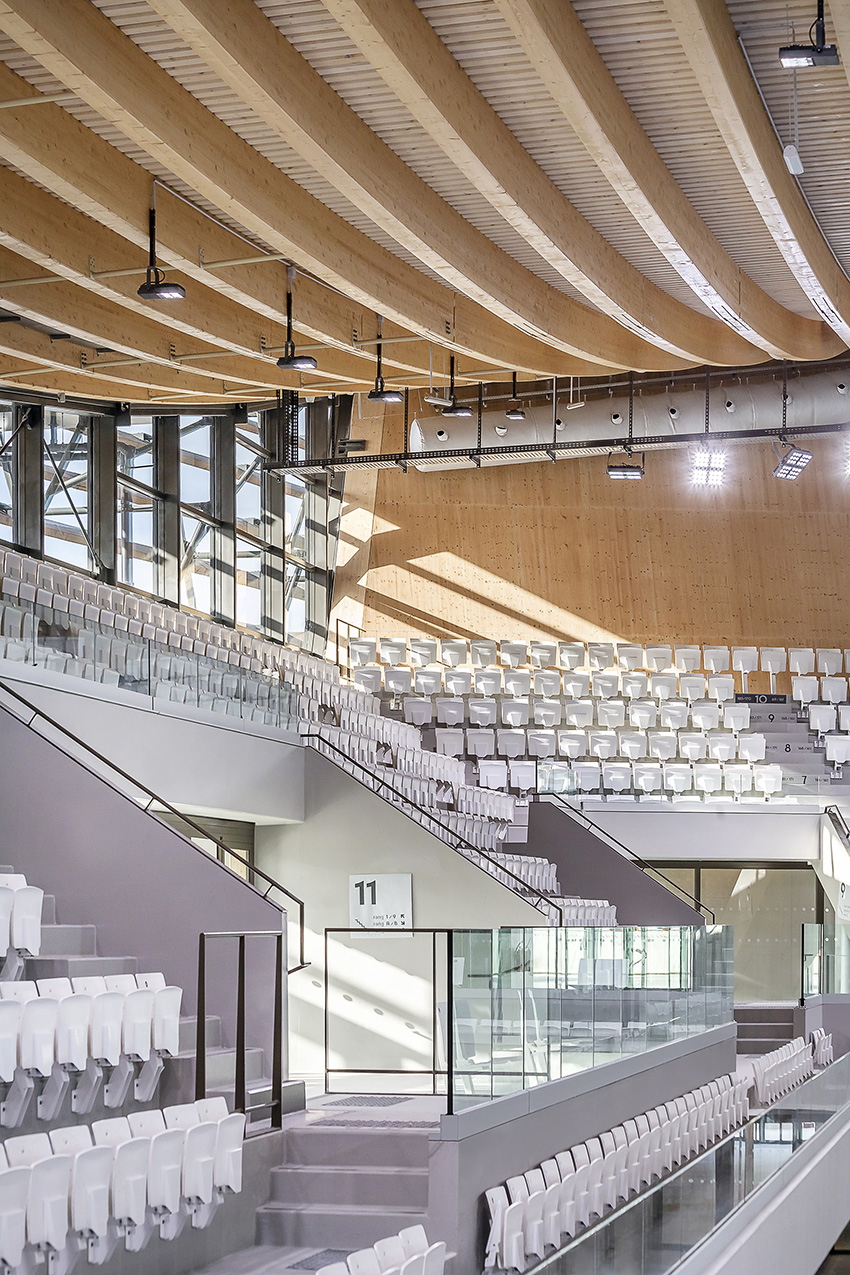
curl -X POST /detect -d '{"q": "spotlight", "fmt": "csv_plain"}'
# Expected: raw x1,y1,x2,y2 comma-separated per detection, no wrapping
441,398,472,417
505,371,525,421
367,319,403,402
691,446,726,487
607,451,645,480
779,1,839,65
773,440,813,480
779,42,838,66
277,266,317,370
782,143,805,175
137,207,185,300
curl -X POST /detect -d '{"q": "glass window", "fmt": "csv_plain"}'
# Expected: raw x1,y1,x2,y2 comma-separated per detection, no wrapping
235,440,263,537
116,417,156,487
235,537,263,631
43,410,90,569
285,561,306,646
179,415,212,510
700,866,817,1002
0,406,13,543
117,484,156,595
180,511,213,615
285,476,306,559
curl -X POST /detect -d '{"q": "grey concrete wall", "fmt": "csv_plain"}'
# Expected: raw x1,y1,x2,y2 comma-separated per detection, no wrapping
256,748,544,1078
426,1023,738,1273
803,996,850,1060
0,662,305,823
593,807,820,864
528,799,703,925
0,703,285,1049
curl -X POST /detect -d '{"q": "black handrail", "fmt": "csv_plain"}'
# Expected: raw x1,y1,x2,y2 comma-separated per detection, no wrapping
537,789,715,923
826,805,850,844
0,677,309,970
196,929,285,1132
303,731,565,924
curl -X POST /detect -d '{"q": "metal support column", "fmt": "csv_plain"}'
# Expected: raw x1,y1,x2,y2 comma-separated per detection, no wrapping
262,402,286,643
13,403,43,558
91,410,118,583
155,415,180,605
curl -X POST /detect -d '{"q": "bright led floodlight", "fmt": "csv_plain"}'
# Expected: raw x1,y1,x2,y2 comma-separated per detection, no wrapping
691,447,727,487
607,452,645,480
773,441,813,480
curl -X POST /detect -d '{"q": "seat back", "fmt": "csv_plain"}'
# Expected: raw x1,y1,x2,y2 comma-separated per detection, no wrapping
92,1117,132,1147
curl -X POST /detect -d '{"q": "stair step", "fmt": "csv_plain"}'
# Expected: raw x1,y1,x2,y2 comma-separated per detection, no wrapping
203,1046,265,1087
37,925,97,957
270,1165,429,1208
283,1126,431,1170
178,1015,222,1053
256,1203,428,1248
25,955,138,979
737,1023,793,1040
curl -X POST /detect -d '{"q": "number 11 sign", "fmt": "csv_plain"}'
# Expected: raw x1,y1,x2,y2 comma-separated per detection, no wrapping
349,874,413,929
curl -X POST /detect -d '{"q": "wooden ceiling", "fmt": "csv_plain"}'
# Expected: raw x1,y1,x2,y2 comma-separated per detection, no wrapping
0,0,847,404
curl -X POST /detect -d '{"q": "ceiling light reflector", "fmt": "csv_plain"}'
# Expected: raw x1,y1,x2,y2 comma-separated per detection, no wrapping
691,447,726,487
773,442,813,480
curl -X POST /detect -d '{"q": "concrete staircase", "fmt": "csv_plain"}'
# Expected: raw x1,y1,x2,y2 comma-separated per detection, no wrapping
735,1004,798,1054
257,1125,430,1248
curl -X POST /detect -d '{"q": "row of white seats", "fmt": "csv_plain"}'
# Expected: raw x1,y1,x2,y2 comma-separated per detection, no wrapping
793,676,850,707
407,694,755,730
430,699,753,732
434,725,766,762
354,636,850,680
485,1073,749,1270
1,551,278,670
0,1098,244,1270
155,683,284,726
280,645,339,685
0,875,42,960
290,669,373,713
367,667,755,701
541,759,784,798
812,1029,834,1067
436,812,512,853
337,707,420,751
488,854,558,896
554,899,617,926
0,975,182,1079
751,1037,814,1105
381,773,516,826
318,1224,445,1275
308,724,466,789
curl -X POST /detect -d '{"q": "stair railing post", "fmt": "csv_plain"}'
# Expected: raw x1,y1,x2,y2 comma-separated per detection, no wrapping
272,931,284,1129
235,934,247,1115
195,932,206,1100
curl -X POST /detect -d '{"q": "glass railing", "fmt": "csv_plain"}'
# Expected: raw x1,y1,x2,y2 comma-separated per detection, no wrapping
323,926,733,1110
450,925,734,1108
802,921,850,997
0,593,297,731
526,1049,850,1274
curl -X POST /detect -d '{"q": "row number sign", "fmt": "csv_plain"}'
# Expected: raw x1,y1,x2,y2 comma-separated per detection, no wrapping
349,873,412,930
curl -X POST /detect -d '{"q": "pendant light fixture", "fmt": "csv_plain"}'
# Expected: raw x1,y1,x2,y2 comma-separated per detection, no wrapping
505,372,525,421
440,355,472,417
367,317,404,403
137,205,186,300
276,267,318,371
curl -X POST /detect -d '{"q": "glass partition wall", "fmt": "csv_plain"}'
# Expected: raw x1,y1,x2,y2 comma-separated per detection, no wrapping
0,393,349,652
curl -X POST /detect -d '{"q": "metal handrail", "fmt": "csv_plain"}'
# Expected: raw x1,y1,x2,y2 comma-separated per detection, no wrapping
0,677,309,970
303,731,564,924
537,789,714,923
196,929,284,1131
826,805,850,844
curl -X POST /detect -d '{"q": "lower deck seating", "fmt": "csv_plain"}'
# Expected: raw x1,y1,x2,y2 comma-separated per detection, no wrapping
484,1072,748,1271
321,1224,447,1275
0,1097,245,1270
750,1037,815,1106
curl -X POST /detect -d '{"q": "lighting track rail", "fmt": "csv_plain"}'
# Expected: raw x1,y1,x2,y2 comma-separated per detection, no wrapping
266,420,850,476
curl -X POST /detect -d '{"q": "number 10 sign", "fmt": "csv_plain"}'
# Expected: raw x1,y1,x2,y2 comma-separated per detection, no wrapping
349,873,413,930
